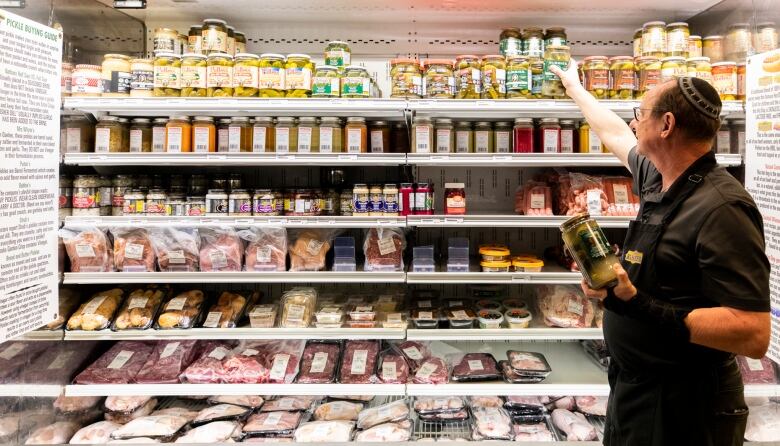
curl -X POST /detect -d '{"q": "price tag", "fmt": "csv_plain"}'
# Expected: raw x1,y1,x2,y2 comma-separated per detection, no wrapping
208,250,228,269
468,359,485,371
746,358,765,371
448,301,463,307
0,343,25,360
350,349,368,374
613,184,630,205
418,300,432,308
417,311,433,320
107,350,134,369
127,296,149,310
47,351,73,370
208,346,230,360
263,412,283,426
567,297,584,316
451,310,470,320
586,189,602,216
270,354,291,381
386,313,403,322
310,351,329,373
203,311,223,328
415,361,438,379
312,423,332,438
256,246,272,264
242,349,260,356
160,342,181,359
75,244,96,258
124,243,145,260
530,193,545,209
377,236,397,255
382,361,397,380
165,296,187,311
306,239,325,256
285,304,306,323
167,250,186,264
82,295,108,315
403,346,423,360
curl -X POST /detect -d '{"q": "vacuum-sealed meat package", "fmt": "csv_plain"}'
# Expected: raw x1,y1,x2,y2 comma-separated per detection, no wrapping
109,415,189,441
537,285,595,328
239,227,288,271
24,421,81,445
737,356,778,384
356,400,409,430
179,342,233,384
243,411,303,437
155,290,205,329
135,340,198,384
208,395,265,409
104,397,157,424
293,421,355,443
377,351,410,384
150,408,198,422
192,404,251,426
363,228,405,272
60,227,113,272
507,351,552,376
111,228,156,272
112,287,167,331
174,421,241,443
551,409,597,441
513,422,555,441
354,422,412,442
468,396,504,409
574,396,607,417
414,397,466,415
289,229,336,272
745,402,780,442
451,353,501,382
260,397,317,413
313,401,363,422
67,288,124,331
296,341,340,384
395,341,430,369
500,360,548,384
21,342,96,384
74,341,153,384
149,227,200,272
412,357,450,384
70,421,123,444
53,396,102,414
338,340,379,384
199,227,243,272
561,173,609,216
471,407,514,441
201,291,251,328
221,345,269,384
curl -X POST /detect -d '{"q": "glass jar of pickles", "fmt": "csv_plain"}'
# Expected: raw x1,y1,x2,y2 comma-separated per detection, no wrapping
341,66,371,98
258,53,285,97
285,54,314,97
529,58,544,98
660,57,686,83
506,56,530,98
233,53,260,97
312,65,340,98
455,55,481,99
666,22,690,57
542,45,570,98
635,57,661,99
206,52,233,96
153,52,181,97
188,25,202,53
755,22,779,54
325,41,351,68
423,59,455,98
725,23,752,61
545,27,567,47
235,32,247,54
180,53,207,97
712,62,737,101
686,57,713,85
523,27,544,58
688,35,703,58
226,26,236,56
560,213,619,289
642,21,667,58
202,19,228,53
481,55,507,99
500,28,523,57
390,59,423,98
609,56,635,100
582,56,610,99
703,36,724,63
633,28,643,58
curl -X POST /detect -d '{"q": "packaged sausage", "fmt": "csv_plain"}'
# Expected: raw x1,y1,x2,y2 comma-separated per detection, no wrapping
134,340,199,384
110,228,157,272
74,341,153,385
603,176,639,216
279,287,318,328
363,228,406,272
515,181,553,216
60,227,113,272
201,291,252,328
66,288,124,331
288,229,337,272
563,173,609,217
338,340,379,384
112,287,167,331
296,341,341,384
199,227,244,272
239,227,288,272
155,290,206,330
451,353,501,382
149,227,200,272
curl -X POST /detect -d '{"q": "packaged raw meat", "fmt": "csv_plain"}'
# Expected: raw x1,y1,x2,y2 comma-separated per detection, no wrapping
363,228,406,272
279,287,318,328
356,400,410,430
109,415,189,441
249,304,279,328
148,227,200,272
414,397,466,415
242,411,303,437
471,407,514,441
220,344,270,384
0,342,49,382
737,356,778,384
155,290,205,329
603,176,639,216
395,341,431,369
260,397,318,413
451,353,501,382
504,396,544,411
552,397,576,411
574,396,607,417
329,395,375,403
135,340,199,384
25,421,81,445
202,291,252,328
745,402,780,442
53,396,101,414
313,401,363,422
378,351,410,384
339,340,380,384
207,395,265,409
288,229,337,271
296,341,340,384
513,422,555,442
179,342,233,384
418,410,469,422
21,342,97,384
355,422,412,442
42,287,81,330
69,421,122,444
104,397,158,424
581,340,610,372
550,409,597,441
199,227,244,272
412,357,449,384
239,227,288,271
264,340,304,384
112,287,167,331
150,408,198,422
174,421,241,443
66,288,124,331
60,227,113,272
468,396,504,409
507,351,552,376
74,341,153,384
561,173,609,216
192,404,251,426
110,228,156,272
536,285,595,328
501,362,548,384
293,421,355,443
516,181,553,216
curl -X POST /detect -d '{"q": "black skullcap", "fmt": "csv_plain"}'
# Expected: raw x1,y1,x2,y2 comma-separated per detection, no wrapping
677,77,721,120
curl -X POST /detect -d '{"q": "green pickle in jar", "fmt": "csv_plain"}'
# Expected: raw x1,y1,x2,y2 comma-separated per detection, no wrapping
423,59,455,99
582,56,610,99
455,55,481,99
324,41,351,68
500,28,523,57
311,65,341,97
609,56,635,100
545,27,568,48
233,53,260,97
153,52,181,97
481,55,507,99
542,45,570,98
561,213,619,289
505,56,531,99
390,58,423,98
180,53,207,97
686,57,713,85
529,58,544,98
285,54,314,98
206,52,234,97
258,53,286,97
340,65,371,98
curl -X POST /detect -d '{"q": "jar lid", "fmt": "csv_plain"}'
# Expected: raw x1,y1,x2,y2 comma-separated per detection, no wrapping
540,117,560,123
560,119,575,125
203,18,227,25
661,57,686,62
689,35,702,40
383,183,398,188
390,58,420,66
703,35,724,40
104,54,131,60
182,52,207,59
545,26,566,33
153,118,169,124
227,26,236,32
712,61,737,67
609,56,633,61
320,116,341,123
757,22,777,27
435,118,452,125
154,51,179,58
423,59,454,66
667,22,689,28
583,56,609,62
298,117,317,123
413,117,432,123
286,53,311,60
560,212,592,232
235,53,259,59
131,118,151,123
193,116,214,122
686,57,711,63
455,54,480,60
480,260,511,268
505,308,532,322
634,56,659,63
75,64,101,70
207,189,228,194
98,116,120,122
455,121,472,127
643,21,666,27
372,120,389,125
494,121,512,128
118,117,129,123
477,309,505,320
482,54,504,59
445,183,465,190
327,40,349,45
344,65,367,71
479,245,510,256
347,117,366,123
207,52,232,59
218,118,232,124
254,117,274,122
523,26,543,33
189,24,202,30
154,27,177,33
512,258,545,268
314,65,338,71
730,119,745,124
475,121,492,126
276,116,295,123
230,188,249,193
235,31,245,37
169,115,190,121
130,58,153,64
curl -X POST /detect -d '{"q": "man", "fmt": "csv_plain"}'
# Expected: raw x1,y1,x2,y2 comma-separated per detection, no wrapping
548,62,771,446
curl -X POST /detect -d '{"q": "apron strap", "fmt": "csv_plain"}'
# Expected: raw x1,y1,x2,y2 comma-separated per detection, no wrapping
659,159,717,226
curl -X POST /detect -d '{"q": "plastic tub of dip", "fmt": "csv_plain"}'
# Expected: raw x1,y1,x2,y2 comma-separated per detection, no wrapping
477,309,504,329
479,245,511,262
505,309,533,328
513,258,544,272
481,260,511,272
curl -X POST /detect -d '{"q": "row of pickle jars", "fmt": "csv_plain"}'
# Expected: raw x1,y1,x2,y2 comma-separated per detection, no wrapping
62,116,409,154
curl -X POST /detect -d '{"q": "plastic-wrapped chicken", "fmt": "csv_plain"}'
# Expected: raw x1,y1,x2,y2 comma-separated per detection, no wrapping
293,421,354,443
356,400,409,430
109,415,189,441
174,421,241,443
313,401,363,421
355,421,412,442
471,407,514,441
550,409,597,441
25,422,81,445
104,397,158,424
69,421,122,444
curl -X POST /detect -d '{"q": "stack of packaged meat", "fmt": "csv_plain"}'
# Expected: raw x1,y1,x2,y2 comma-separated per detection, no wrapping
60,227,113,272
354,400,411,442
536,285,596,328
500,351,552,384
73,341,153,384
737,356,778,384
242,396,315,440
413,397,468,422
470,406,514,441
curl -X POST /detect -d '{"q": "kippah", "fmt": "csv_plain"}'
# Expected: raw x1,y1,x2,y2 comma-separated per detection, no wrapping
677,77,721,120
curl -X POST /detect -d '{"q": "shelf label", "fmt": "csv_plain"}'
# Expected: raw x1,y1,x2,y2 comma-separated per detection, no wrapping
0,10,62,342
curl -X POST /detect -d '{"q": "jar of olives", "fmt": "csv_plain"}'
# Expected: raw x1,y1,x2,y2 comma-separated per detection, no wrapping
423,59,455,98
635,57,661,99
542,45,570,98
545,27,567,47
153,52,181,97
712,62,737,101
312,65,341,97
529,58,544,98
500,28,523,57
660,56,686,83
233,53,260,97
666,22,690,57
390,59,423,98
180,53,207,97
258,53,286,97
481,55,507,99
686,57,713,85
609,56,635,100
523,27,544,58
341,66,371,98
325,41,351,68
506,56,531,98
206,52,234,97
582,56,610,99
285,54,314,97
455,55,482,99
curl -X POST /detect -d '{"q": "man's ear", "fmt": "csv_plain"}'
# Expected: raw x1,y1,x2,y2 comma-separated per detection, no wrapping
660,112,675,139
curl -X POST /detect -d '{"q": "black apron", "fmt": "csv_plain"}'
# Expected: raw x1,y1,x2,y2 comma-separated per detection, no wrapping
603,158,749,446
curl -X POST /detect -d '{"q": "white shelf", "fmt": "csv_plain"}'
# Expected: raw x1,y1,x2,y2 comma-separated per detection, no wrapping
62,152,407,167
64,327,406,341
744,384,780,398
64,383,406,397
406,269,582,285
63,271,407,284
407,328,604,341
0,385,63,398
407,153,743,167
17,330,64,341
64,215,406,229
407,214,632,228
62,97,408,118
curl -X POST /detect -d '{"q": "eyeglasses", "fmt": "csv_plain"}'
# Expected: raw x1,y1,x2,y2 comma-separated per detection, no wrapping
633,107,666,121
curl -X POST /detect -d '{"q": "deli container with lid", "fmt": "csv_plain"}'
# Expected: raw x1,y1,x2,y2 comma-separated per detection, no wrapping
505,309,533,329
411,308,439,329
477,309,504,329
479,244,510,262
480,260,511,272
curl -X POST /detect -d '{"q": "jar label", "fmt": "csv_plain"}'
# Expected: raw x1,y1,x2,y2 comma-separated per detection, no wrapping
228,126,242,152
713,71,737,95
218,128,229,152
543,129,559,153
259,67,284,89
495,131,511,153
252,127,267,152
285,67,312,91
255,196,276,214
325,49,350,67
194,127,211,152
319,127,333,153
560,129,574,153
298,127,312,153
696,70,713,85
103,71,132,94
667,31,688,54
634,38,642,58
639,68,661,92
73,70,101,94
73,188,98,208
167,127,183,152
370,130,384,153
312,77,339,96
507,68,530,91
341,77,370,97
353,190,369,213
226,38,235,57
588,130,603,153
716,130,731,154
576,226,612,260
543,59,569,82
415,126,431,153
475,131,490,153
531,72,543,94
436,129,451,153
456,67,482,95
66,128,81,153
523,38,543,58
234,64,259,89
146,199,166,215
99,186,112,207
181,65,207,88
643,27,666,53
203,29,227,53
152,127,166,152
154,65,180,89
585,69,609,90
500,37,522,57
275,128,290,153
688,40,702,58
207,65,232,88
230,198,252,214
425,73,455,97
153,36,176,53
392,73,422,96
482,66,506,94
95,127,111,153
737,70,746,97
456,131,470,153
130,129,143,153
614,68,635,90
188,35,202,53
530,193,545,209
370,192,384,214
347,128,363,153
